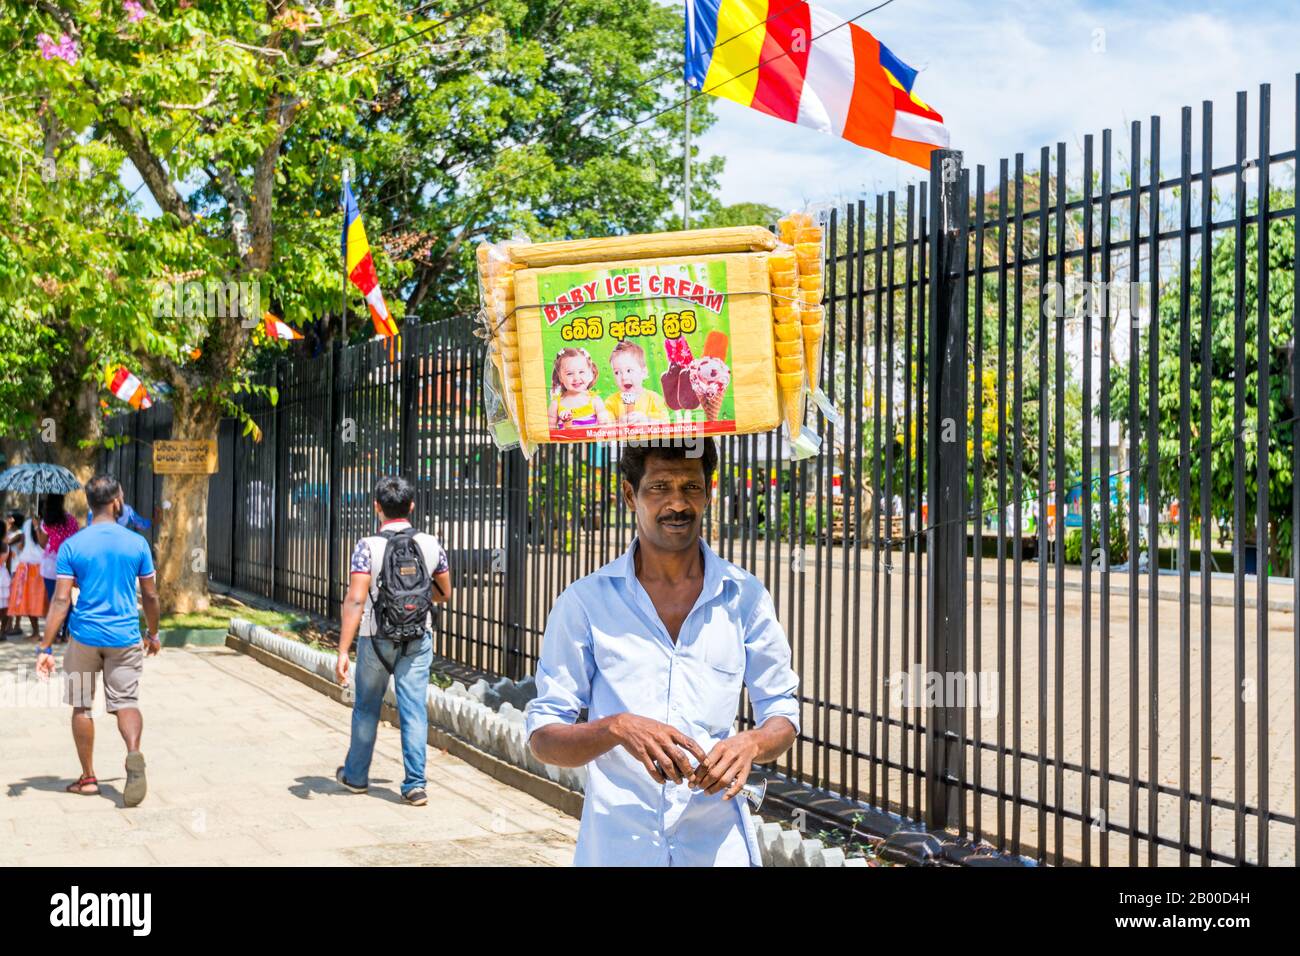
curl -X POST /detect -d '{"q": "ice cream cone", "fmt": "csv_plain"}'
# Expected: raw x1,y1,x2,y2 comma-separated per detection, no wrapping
701,391,724,421
777,370,804,437
781,387,803,436
802,320,825,391
805,338,825,396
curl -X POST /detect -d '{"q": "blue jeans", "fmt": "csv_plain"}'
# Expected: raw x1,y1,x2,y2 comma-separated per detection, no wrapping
343,632,432,795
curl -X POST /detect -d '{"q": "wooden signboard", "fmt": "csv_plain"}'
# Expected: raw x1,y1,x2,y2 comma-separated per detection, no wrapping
153,440,218,475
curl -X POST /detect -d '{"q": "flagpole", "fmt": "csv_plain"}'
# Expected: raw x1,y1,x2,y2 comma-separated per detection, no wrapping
683,83,692,229
341,160,350,343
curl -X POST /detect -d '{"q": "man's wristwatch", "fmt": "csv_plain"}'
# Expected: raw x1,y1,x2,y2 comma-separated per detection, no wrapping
37,646,53,656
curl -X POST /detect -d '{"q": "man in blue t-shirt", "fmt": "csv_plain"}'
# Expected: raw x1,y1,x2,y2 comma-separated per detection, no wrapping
37,474,161,807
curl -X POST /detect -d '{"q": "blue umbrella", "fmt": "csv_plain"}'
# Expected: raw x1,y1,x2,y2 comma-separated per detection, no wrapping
0,463,82,495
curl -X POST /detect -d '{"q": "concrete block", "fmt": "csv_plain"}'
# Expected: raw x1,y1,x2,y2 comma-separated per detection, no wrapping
879,830,942,866
508,725,527,766
842,856,869,867
796,838,826,867
773,829,802,867
757,823,783,866
820,847,846,868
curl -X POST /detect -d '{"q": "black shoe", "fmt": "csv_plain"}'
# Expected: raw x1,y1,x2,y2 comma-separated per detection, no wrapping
402,788,428,807
335,766,367,793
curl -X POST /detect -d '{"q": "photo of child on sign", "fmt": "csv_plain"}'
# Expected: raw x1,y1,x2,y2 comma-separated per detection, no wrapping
548,347,615,430
537,261,738,443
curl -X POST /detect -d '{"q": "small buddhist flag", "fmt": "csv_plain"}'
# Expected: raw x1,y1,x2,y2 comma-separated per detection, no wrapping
106,365,153,410
342,182,398,339
263,312,303,341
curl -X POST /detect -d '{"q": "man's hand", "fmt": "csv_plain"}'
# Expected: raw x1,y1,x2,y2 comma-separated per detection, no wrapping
335,652,350,686
609,713,707,785
36,652,56,678
692,732,761,798
142,634,161,658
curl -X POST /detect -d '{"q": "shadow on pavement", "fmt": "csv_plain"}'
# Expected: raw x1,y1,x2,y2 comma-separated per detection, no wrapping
289,774,401,803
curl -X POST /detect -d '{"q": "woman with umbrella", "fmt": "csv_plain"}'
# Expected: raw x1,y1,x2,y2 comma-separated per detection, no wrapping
8,509,47,636
0,464,84,639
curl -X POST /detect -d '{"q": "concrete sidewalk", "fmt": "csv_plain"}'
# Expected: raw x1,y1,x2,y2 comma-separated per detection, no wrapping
0,635,578,866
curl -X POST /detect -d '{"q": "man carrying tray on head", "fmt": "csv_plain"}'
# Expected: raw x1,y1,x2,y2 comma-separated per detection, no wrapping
525,438,800,866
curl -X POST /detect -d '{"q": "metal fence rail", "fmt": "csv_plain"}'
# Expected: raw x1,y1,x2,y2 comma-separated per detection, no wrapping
103,77,1298,866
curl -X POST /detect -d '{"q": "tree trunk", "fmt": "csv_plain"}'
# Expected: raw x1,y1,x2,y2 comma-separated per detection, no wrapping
48,374,103,520
152,402,221,615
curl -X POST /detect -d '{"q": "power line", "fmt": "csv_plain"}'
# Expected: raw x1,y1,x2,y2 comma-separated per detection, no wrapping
321,0,494,72
429,0,905,218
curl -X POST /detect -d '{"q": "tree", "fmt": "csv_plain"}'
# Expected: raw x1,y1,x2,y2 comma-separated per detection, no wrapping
11,0,722,612
698,202,782,230
336,0,722,325
1111,190,1297,569
0,36,197,507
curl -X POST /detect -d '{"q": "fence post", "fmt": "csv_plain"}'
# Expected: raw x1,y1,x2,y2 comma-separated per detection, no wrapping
399,331,419,484
327,342,342,618
501,447,528,680
926,147,967,831
272,359,286,605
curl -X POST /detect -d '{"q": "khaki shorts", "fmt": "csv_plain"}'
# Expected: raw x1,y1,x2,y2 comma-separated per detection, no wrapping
62,637,144,712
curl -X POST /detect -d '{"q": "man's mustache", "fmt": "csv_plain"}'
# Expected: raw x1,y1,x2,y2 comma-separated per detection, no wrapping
658,510,696,523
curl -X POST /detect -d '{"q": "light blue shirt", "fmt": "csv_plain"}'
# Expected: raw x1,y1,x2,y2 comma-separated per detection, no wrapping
55,522,155,648
525,538,800,867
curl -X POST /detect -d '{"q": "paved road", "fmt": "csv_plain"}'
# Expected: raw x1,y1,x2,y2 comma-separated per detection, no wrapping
0,635,578,866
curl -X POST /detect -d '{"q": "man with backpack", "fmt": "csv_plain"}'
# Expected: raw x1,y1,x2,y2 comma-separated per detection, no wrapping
335,476,451,806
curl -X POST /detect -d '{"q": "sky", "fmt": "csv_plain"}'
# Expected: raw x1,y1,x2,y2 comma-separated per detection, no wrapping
123,0,1299,219
698,0,1300,211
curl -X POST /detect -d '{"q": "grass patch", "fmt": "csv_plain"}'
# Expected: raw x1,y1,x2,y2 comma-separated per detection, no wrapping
144,600,304,633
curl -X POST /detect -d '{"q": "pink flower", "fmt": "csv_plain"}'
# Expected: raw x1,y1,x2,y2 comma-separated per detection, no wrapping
123,1,145,23
37,32,79,65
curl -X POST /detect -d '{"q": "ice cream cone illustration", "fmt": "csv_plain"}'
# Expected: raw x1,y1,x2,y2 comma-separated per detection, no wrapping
700,391,724,421
688,352,730,422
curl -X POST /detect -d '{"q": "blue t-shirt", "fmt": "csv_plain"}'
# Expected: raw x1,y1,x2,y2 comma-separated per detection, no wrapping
55,522,155,648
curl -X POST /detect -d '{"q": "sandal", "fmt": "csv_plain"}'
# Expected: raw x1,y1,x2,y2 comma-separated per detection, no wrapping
66,774,99,796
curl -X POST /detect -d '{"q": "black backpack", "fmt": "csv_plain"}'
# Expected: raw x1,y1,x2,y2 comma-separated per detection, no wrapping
371,527,439,672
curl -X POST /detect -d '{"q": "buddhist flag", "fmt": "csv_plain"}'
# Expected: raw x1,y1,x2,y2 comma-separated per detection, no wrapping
106,365,153,410
684,0,949,169
342,181,398,339
263,312,303,341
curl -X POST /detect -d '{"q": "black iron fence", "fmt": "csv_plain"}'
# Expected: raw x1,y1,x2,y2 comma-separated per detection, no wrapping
103,77,1299,866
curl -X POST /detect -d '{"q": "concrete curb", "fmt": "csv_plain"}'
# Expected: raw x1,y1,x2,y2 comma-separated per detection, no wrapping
225,618,869,868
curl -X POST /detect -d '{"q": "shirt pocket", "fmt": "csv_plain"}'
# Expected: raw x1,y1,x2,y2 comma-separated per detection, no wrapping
703,629,745,676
